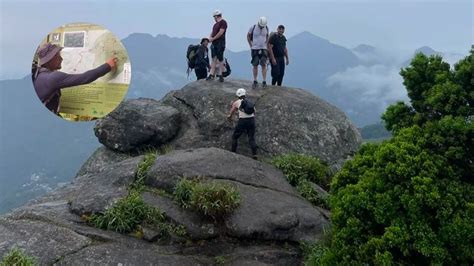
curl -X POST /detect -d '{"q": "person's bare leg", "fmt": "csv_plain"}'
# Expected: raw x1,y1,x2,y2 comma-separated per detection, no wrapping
262,64,267,82
253,65,258,81
216,60,223,76
209,57,217,76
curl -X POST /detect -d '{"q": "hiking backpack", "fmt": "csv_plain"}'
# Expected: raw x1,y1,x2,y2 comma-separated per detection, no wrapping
186,44,200,69
249,25,269,42
239,98,255,115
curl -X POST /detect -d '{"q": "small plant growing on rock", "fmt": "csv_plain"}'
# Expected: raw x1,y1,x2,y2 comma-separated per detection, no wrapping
173,178,241,220
1,247,36,266
271,154,329,188
132,151,157,190
214,255,227,265
89,191,164,233
296,179,328,209
272,154,330,208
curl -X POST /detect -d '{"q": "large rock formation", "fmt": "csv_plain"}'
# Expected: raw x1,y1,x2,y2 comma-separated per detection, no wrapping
95,79,361,169
1,147,328,265
1,80,361,264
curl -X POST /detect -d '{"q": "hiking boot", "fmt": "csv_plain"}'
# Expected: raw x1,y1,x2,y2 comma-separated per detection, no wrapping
206,74,215,81
252,80,258,89
218,75,224,82
262,81,267,88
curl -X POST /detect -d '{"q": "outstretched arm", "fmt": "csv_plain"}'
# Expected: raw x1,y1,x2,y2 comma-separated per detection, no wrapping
50,63,112,90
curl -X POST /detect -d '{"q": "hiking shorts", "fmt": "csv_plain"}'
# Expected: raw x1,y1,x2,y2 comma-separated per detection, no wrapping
251,49,268,67
211,43,225,61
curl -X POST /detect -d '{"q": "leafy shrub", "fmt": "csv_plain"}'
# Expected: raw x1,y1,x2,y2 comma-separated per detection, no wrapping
89,191,164,233
1,248,36,266
174,178,241,219
300,241,329,266
320,51,474,265
271,154,329,188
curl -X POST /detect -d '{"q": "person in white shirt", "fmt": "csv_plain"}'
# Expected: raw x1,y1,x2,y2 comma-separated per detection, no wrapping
227,88,258,159
247,17,269,89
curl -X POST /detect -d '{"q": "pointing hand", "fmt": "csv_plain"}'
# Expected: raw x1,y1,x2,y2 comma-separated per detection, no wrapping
106,56,118,71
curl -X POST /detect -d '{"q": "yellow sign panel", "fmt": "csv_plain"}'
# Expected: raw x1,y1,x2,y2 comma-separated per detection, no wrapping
59,83,128,120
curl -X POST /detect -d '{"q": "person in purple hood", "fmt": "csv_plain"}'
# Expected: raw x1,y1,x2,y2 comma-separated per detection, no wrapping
32,43,117,115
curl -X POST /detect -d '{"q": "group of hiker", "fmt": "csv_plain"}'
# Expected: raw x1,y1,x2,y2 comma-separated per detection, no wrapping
190,10,290,87
194,10,288,159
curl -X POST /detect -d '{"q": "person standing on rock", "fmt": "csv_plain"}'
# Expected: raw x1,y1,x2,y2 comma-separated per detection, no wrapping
194,38,211,80
206,9,228,82
227,88,258,159
247,17,269,89
268,25,289,86
33,42,117,115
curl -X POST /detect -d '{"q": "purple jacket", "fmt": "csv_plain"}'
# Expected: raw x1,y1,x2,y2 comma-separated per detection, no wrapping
33,63,111,114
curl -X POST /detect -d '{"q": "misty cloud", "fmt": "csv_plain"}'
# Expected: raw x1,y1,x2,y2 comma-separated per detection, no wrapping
327,64,408,114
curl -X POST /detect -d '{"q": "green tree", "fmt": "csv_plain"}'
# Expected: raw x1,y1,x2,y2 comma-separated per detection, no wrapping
382,52,473,132
319,50,473,265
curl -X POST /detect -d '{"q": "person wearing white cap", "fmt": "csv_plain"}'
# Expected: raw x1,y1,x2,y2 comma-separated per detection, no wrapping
227,88,258,159
32,42,117,115
206,9,228,82
247,16,269,89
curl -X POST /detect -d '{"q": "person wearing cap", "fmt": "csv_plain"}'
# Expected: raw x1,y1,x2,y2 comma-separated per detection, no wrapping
32,42,117,115
268,25,289,86
247,17,269,89
206,9,228,82
227,88,258,159
194,38,210,80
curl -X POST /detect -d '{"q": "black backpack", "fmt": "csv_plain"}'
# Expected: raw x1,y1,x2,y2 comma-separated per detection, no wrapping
222,58,231,77
186,44,200,69
239,98,255,115
249,24,269,42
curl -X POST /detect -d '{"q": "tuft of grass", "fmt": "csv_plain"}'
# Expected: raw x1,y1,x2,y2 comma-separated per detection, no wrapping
131,151,157,192
1,248,36,266
173,178,241,220
89,191,164,233
271,154,329,188
296,180,329,209
157,144,174,155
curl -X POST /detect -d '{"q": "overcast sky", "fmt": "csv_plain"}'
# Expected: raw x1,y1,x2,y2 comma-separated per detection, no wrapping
0,0,472,80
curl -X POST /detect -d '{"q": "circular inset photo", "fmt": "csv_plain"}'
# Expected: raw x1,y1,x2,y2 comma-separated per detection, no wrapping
31,22,131,121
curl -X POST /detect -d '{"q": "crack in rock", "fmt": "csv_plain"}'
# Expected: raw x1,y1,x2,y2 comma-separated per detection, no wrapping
172,94,200,120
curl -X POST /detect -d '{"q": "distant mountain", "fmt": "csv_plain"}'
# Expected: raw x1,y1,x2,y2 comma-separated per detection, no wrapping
353,44,377,54
359,122,392,140
414,46,442,56
401,46,443,67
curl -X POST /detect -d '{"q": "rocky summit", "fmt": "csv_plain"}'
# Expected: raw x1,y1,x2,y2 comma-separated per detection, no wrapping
95,79,361,170
1,80,361,265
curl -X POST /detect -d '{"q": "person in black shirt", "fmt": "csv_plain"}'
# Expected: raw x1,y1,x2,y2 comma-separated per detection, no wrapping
195,38,210,80
268,25,290,86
